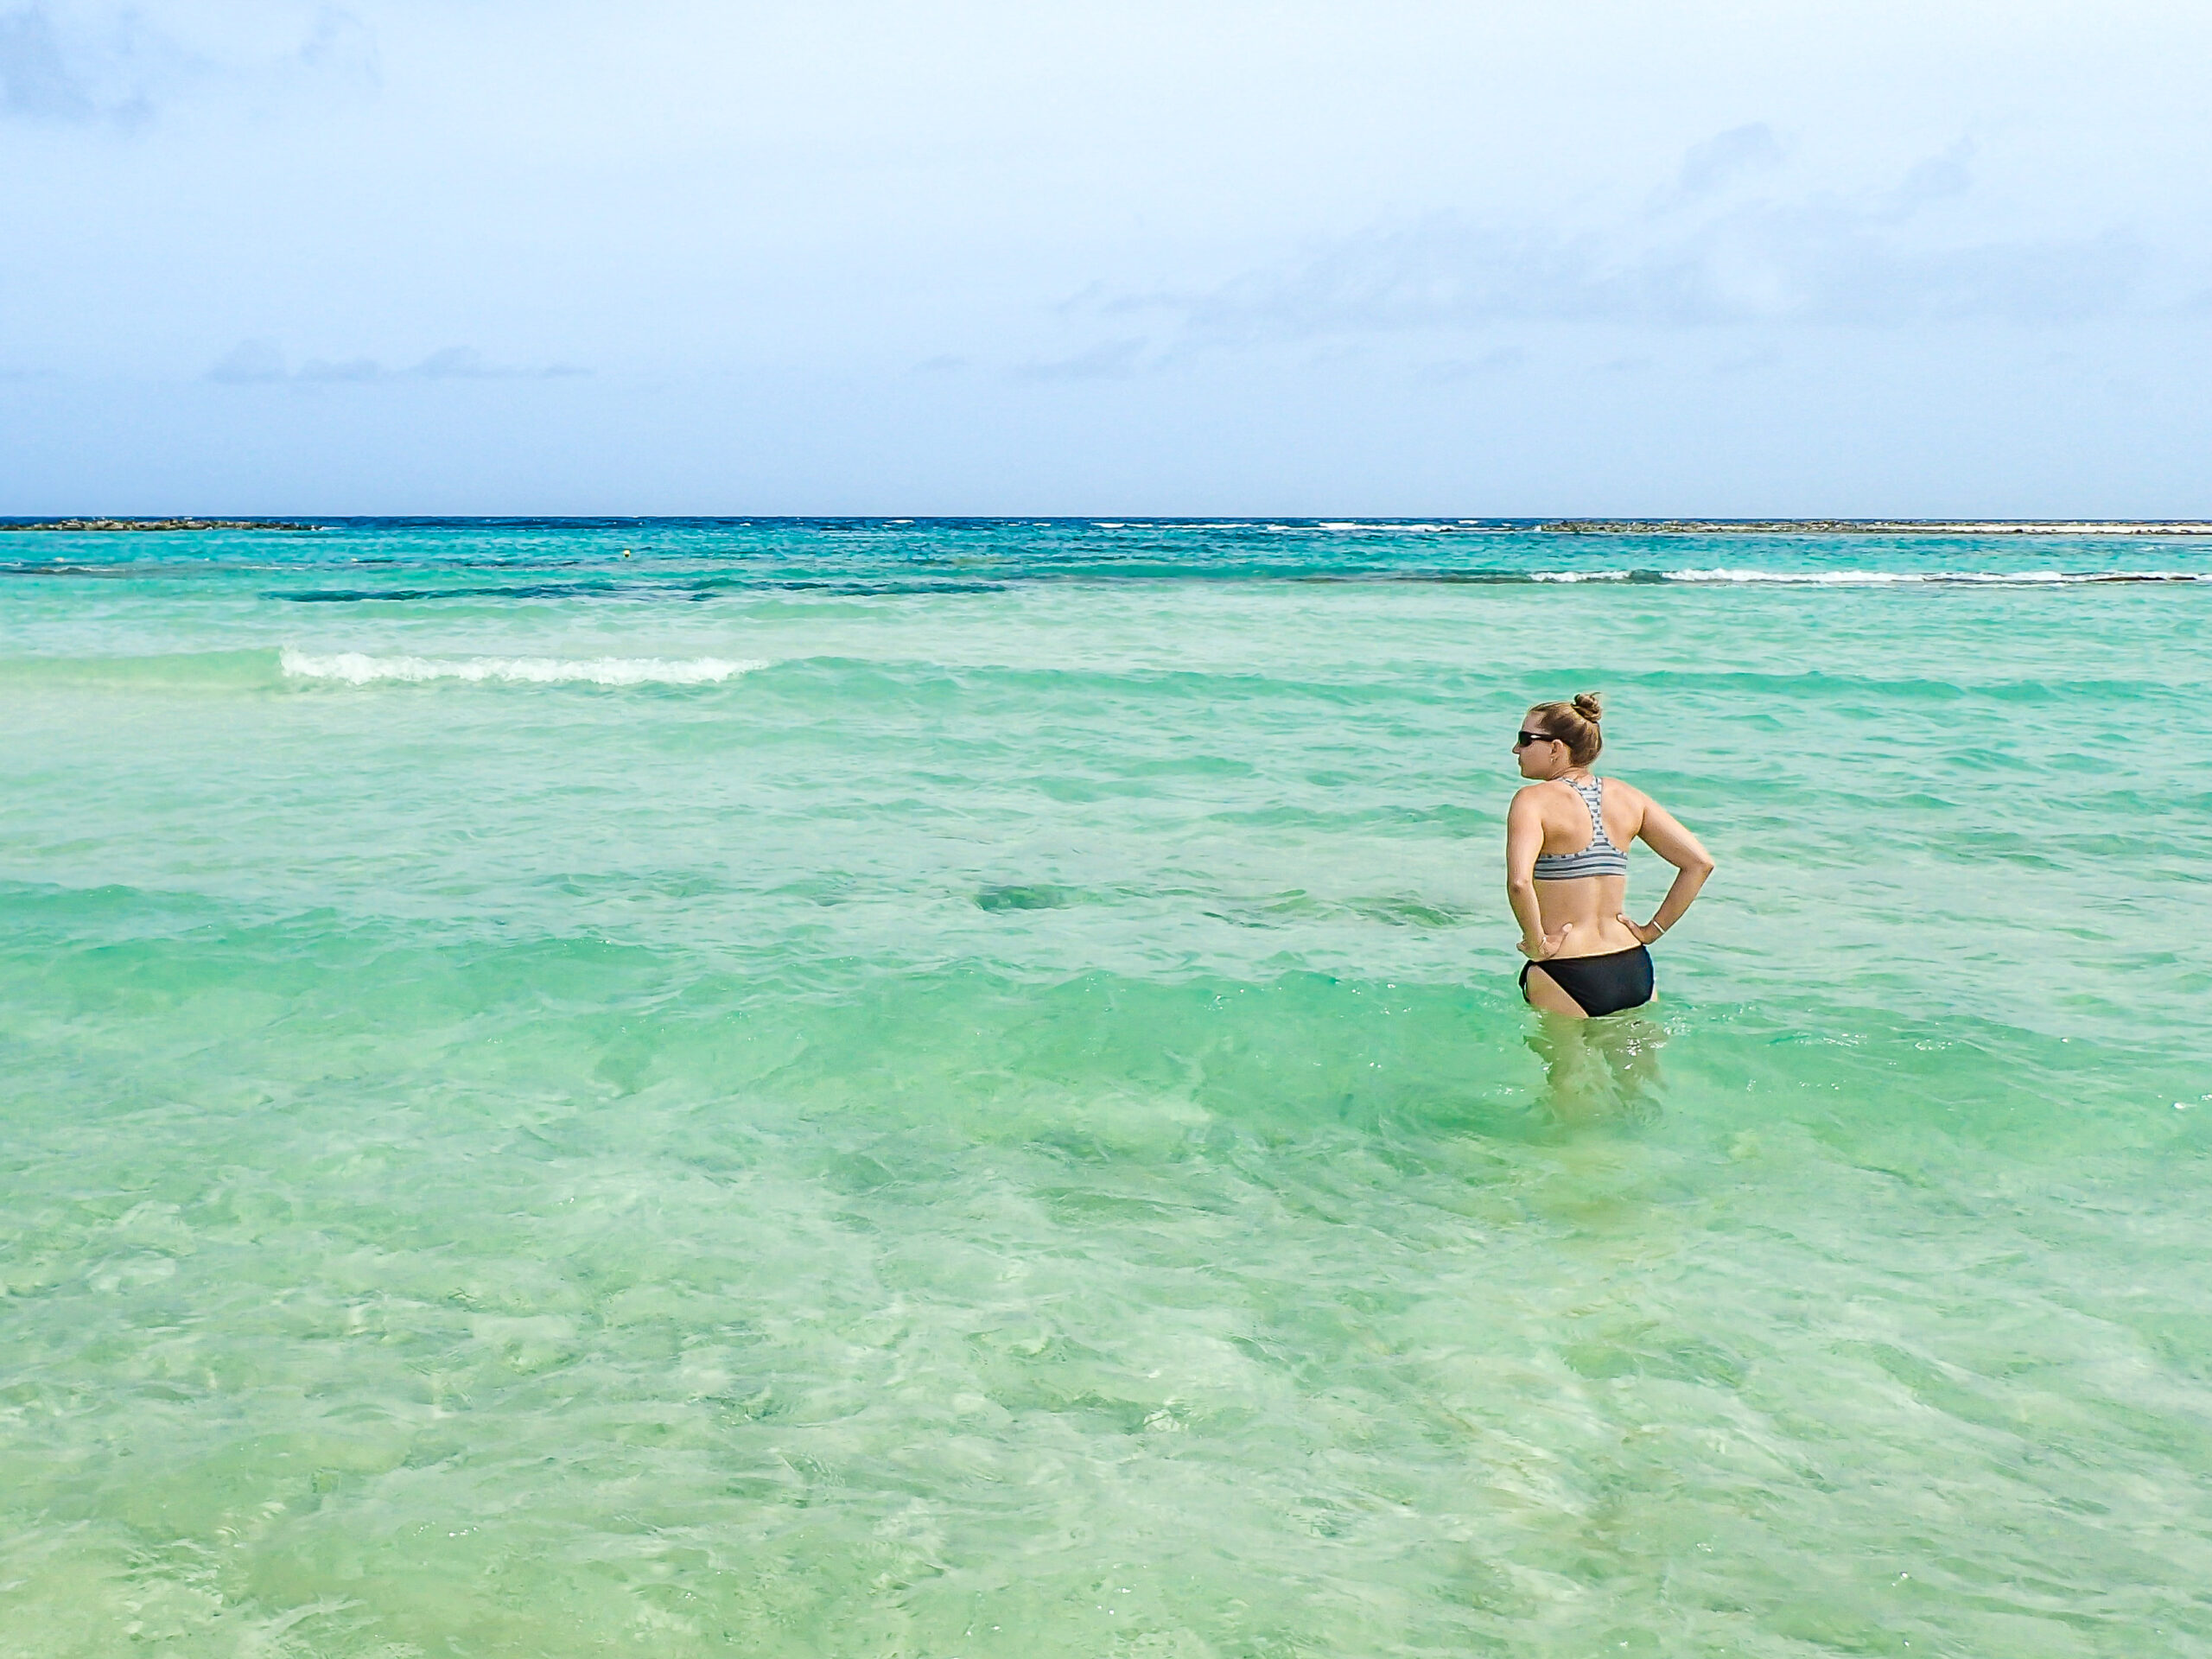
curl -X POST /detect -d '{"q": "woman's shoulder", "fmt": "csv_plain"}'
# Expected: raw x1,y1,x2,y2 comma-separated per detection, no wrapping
1507,781,1556,815
1510,779,1563,803
1597,775,1660,825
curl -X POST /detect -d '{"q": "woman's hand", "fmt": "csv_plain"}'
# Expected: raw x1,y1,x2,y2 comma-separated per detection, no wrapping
1616,912,1663,945
1519,922,1573,960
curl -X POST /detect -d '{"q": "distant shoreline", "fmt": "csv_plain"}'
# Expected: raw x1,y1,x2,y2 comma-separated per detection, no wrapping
1537,519,2212,535
1,518,320,532
3,516,2208,536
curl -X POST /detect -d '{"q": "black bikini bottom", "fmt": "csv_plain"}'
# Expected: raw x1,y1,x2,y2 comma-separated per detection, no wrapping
1520,944,1655,1017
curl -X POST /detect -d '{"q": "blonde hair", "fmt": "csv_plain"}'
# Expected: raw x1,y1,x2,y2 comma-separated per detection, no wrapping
1527,692,1605,766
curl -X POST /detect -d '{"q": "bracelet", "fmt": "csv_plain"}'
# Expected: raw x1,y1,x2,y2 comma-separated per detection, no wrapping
1650,919,1668,936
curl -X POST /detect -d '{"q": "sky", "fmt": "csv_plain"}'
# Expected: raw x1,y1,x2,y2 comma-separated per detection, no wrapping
3,0,2209,515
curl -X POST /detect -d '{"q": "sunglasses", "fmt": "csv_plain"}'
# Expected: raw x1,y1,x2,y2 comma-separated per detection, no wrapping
1514,730,1558,748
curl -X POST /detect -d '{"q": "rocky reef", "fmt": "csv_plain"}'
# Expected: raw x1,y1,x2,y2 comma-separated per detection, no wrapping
1,518,320,532
1540,518,2212,535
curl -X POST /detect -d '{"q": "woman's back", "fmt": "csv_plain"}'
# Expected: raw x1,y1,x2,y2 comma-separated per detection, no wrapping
1522,774,1646,958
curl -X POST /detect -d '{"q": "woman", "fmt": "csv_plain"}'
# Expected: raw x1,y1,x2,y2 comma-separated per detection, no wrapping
1506,693,1713,1018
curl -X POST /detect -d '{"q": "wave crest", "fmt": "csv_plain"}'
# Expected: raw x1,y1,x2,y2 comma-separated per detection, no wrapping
1656,568,2207,587
279,649,766,685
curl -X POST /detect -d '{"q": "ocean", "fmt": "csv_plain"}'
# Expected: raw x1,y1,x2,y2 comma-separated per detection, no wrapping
3,518,2209,1656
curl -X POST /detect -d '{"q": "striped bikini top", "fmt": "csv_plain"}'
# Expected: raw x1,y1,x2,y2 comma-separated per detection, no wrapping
1532,777,1630,880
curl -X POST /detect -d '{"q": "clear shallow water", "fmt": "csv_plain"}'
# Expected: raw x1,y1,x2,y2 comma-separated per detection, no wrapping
3,520,2209,1656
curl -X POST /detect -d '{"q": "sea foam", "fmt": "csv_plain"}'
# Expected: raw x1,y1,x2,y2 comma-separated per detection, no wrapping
1658,567,2206,586
279,648,766,685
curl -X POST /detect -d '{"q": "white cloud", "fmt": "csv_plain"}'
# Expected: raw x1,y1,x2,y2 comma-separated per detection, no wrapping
206,338,286,382
1891,140,1974,213
0,4,123,121
207,340,588,384
0,2,375,125
1011,339,1147,382
1415,346,1528,384
1084,137,2145,352
1675,123,1785,198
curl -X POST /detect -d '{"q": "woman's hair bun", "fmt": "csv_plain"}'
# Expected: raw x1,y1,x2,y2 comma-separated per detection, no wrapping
1570,691,1603,723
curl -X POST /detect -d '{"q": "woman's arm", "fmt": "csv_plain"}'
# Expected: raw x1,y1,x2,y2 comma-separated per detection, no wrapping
1618,797,1715,944
1505,789,1573,959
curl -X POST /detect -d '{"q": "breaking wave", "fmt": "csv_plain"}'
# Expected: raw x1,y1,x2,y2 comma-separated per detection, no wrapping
278,649,766,685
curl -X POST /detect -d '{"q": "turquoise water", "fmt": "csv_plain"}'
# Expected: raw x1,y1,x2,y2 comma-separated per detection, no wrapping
3,520,2209,1656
